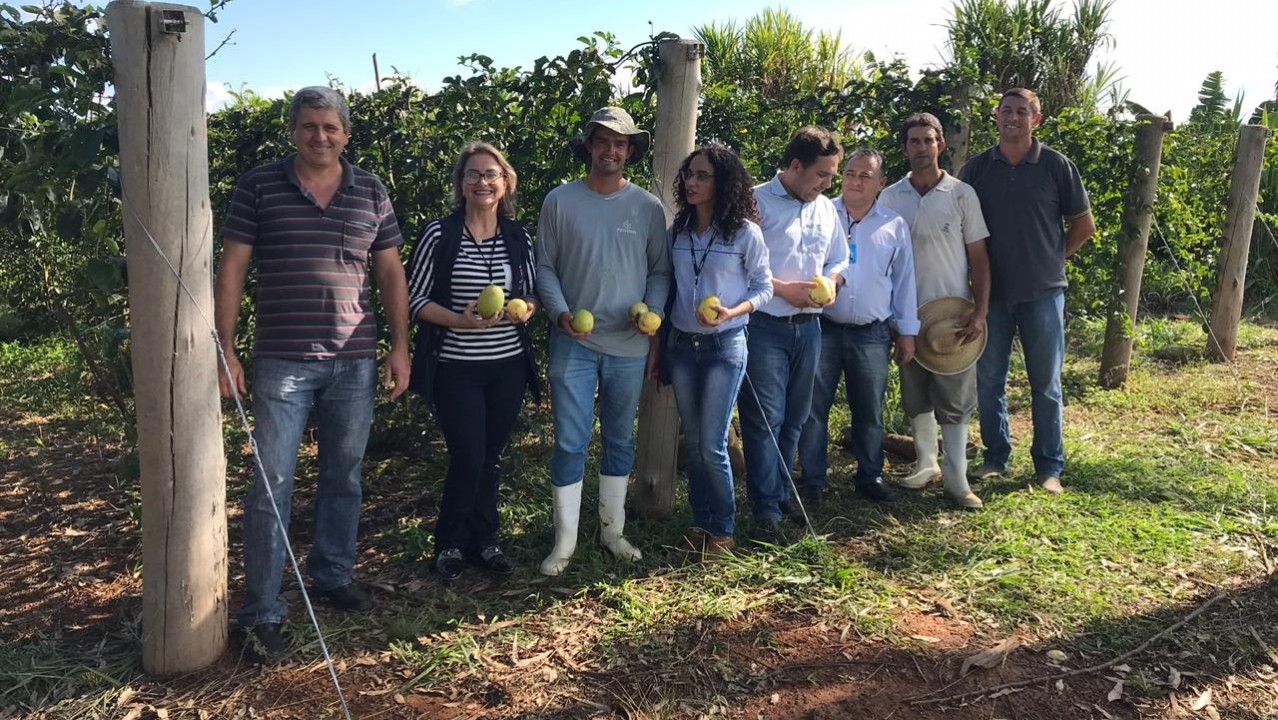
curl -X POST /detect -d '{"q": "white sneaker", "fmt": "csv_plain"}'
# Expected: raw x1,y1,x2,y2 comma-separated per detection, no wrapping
1039,476,1064,494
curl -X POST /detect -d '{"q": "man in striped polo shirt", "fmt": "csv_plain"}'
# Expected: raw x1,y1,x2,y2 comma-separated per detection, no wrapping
214,86,410,661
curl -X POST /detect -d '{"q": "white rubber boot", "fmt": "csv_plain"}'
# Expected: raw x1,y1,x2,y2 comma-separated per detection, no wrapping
899,413,941,489
941,423,983,510
539,482,583,576
598,474,642,561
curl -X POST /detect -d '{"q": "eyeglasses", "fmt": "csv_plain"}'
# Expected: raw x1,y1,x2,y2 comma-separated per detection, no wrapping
463,169,505,185
681,170,714,182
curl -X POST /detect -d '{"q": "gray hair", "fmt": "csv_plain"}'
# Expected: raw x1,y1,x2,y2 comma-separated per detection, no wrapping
845,148,885,177
288,86,351,133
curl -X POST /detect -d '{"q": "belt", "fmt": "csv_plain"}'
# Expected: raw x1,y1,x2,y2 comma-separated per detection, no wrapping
673,326,744,351
757,311,817,325
820,316,885,330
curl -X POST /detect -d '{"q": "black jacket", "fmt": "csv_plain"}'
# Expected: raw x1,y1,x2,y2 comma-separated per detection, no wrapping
407,211,542,406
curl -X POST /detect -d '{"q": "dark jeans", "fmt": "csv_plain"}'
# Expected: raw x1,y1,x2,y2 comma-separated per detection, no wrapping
432,356,528,555
737,313,822,523
798,319,892,487
977,289,1066,477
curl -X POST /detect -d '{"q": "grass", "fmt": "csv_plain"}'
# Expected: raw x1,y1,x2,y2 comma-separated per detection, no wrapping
2,315,1277,717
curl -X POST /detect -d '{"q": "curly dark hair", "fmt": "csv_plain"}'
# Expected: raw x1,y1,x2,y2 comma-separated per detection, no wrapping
672,143,759,241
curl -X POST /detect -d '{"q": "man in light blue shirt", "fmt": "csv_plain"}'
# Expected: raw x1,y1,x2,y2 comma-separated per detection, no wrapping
740,126,849,544
798,149,918,506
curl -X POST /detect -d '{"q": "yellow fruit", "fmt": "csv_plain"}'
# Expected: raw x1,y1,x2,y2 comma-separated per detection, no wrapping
477,284,505,319
629,301,649,319
697,295,721,324
638,311,662,334
808,276,835,305
506,298,528,320
570,309,595,334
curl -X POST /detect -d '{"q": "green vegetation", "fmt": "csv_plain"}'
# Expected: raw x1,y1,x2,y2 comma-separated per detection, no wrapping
4,1,1278,716
3,319,1276,717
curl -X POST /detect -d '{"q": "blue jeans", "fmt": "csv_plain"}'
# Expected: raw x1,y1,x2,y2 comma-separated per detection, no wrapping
977,289,1066,478
737,314,821,522
667,328,747,537
798,319,891,487
547,331,647,487
237,357,376,627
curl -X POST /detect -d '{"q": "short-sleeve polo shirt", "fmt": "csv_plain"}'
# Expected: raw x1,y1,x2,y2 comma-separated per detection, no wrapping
221,154,404,360
959,139,1090,304
880,171,988,306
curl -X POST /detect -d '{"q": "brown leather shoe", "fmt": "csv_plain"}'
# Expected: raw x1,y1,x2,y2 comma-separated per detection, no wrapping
704,535,736,561
679,527,708,555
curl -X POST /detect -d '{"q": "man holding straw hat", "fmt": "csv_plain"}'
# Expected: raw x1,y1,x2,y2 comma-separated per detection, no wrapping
879,113,990,509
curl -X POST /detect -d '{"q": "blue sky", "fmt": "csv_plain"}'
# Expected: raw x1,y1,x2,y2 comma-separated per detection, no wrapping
202,0,1278,122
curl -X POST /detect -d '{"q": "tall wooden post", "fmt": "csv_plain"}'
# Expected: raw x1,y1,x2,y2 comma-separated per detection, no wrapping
1099,115,1172,388
107,0,227,674
632,38,702,519
1207,124,1271,362
944,84,975,176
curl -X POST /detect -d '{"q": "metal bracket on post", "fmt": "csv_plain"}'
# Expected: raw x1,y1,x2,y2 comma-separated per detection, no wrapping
686,42,705,61
158,9,187,35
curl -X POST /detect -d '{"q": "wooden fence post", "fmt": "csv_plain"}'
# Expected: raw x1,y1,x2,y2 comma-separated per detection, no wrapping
944,84,975,176
1098,114,1172,388
1207,124,1271,362
632,38,701,519
106,0,227,674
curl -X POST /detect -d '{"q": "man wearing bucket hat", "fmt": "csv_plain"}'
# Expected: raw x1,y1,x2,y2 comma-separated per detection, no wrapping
535,106,671,575
960,88,1094,495
879,112,990,509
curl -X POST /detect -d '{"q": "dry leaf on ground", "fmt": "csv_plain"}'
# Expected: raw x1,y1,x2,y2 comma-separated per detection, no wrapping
1108,680,1124,702
959,636,1023,677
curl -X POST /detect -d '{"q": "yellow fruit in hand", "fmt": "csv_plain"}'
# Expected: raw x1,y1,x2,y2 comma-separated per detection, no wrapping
638,311,662,334
629,301,649,319
697,295,721,324
506,298,528,320
477,284,505,319
808,276,835,305
570,309,595,334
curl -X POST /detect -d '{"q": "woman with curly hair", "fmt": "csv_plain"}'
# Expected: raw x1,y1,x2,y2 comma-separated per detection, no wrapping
666,144,773,558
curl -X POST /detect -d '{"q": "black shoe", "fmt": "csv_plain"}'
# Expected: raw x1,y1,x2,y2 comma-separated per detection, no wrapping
855,476,898,503
435,548,465,581
244,622,287,664
473,545,516,575
749,518,786,545
780,499,805,524
782,487,822,523
310,582,374,612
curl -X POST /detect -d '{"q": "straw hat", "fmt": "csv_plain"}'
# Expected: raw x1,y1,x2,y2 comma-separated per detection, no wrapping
914,297,987,376
569,106,651,166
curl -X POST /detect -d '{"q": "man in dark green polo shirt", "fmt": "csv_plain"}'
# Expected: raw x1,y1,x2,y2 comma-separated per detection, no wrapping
959,88,1095,495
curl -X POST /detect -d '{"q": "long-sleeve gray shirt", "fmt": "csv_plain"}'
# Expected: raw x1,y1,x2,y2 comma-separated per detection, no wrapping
535,179,671,357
